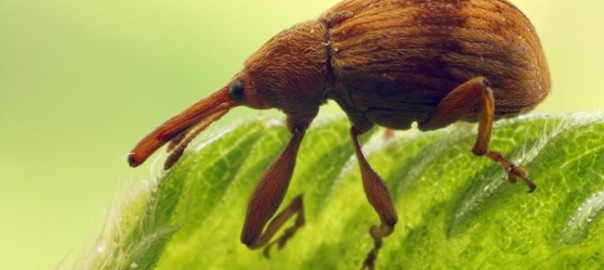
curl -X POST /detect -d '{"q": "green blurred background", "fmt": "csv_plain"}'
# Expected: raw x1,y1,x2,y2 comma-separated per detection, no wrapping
0,0,602,269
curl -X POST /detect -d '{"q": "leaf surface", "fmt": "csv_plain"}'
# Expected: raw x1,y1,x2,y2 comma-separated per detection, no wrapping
78,113,604,270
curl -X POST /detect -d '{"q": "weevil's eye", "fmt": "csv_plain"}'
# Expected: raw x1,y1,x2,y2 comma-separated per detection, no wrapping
228,80,244,102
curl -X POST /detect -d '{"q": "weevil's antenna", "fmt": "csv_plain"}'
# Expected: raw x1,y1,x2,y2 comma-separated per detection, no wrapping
128,89,235,168
163,108,228,169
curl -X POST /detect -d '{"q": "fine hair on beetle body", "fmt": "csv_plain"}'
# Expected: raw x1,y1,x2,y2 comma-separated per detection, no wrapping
128,0,550,269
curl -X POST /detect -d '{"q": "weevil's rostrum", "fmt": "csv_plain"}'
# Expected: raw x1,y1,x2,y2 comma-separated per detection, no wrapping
128,0,550,269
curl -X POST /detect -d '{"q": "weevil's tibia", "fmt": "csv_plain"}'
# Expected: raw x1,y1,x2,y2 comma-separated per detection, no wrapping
240,112,317,257
419,77,536,192
351,125,398,270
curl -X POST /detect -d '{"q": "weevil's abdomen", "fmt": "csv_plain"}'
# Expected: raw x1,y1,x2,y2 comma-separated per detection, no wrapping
322,0,550,130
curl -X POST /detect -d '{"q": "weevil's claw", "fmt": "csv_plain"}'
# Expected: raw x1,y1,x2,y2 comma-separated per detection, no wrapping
262,245,273,259
261,237,283,259
507,165,536,193
527,181,537,193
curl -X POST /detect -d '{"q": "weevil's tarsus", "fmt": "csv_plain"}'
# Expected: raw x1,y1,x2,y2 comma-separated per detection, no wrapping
241,113,316,254
128,89,235,168
362,224,395,270
486,151,536,193
351,125,397,270
262,195,305,258
419,77,536,192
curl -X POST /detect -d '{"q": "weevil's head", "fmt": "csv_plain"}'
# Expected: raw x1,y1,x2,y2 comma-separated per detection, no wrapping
127,21,329,169
231,20,329,115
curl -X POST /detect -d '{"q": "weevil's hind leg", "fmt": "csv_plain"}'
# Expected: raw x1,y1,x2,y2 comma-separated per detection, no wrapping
419,77,536,192
240,112,316,258
350,122,398,270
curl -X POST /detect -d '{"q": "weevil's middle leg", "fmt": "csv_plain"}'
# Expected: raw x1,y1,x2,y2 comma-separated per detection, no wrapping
350,123,398,270
419,77,536,192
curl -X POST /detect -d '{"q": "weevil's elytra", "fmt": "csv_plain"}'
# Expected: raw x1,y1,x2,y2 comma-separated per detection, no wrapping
128,0,549,269
321,0,549,131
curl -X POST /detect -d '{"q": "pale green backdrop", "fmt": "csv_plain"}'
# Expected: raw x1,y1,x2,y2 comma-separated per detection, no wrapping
0,0,602,269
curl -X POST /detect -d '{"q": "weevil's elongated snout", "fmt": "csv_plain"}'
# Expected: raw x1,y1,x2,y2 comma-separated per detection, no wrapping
128,88,235,168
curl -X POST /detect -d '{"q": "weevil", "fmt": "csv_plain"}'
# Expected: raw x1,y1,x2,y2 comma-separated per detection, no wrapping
128,0,550,268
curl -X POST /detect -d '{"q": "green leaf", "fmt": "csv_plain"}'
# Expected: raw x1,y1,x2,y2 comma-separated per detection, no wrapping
77,113,604,270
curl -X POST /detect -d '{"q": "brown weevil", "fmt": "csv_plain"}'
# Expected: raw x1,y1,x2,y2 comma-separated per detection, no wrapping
128,0,550,268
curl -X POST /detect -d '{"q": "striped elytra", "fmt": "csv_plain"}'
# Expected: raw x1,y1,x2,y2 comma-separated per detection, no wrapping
320,0,550,129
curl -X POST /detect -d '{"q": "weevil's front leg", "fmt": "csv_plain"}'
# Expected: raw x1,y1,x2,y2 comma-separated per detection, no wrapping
350,122,398,270
240,112,316,258
419,77,536,192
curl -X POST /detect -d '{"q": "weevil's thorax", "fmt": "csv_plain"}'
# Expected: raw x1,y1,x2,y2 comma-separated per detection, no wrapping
240,21,330,116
